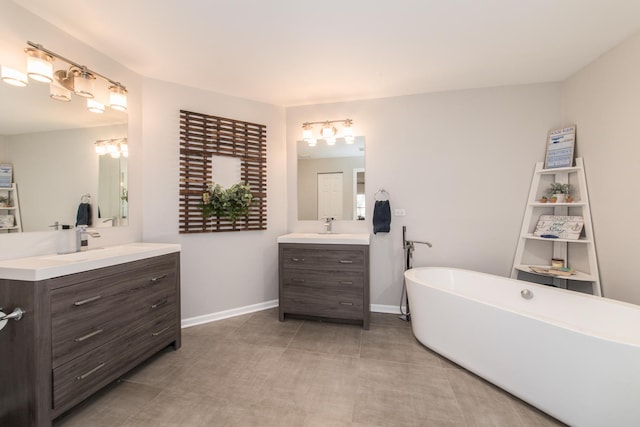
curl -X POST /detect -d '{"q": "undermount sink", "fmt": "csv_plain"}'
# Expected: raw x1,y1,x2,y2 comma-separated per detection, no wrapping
277,233,370,245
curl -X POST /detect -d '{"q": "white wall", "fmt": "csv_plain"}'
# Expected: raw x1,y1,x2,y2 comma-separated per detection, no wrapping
141,78,287,319
0,1,142,258
287,84,563,306
562,30,640,304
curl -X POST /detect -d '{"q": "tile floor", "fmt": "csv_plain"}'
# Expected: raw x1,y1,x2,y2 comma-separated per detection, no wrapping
53,309,564,426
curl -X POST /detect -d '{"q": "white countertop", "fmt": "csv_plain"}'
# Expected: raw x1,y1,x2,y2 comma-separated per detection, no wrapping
0,242,181,281
277,233,370,245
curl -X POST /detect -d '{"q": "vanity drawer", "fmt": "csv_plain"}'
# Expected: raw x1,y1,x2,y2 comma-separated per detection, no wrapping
52,311,177,415
51,264,177,366
283,269,364,289
282,247,365,272
282,284,363,319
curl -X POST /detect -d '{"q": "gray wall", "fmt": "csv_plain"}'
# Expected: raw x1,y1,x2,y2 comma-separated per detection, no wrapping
287,83,563,308
562,30,640,303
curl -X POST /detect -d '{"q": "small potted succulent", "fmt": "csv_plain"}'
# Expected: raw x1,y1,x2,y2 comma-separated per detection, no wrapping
0,195,10,207
548,183,570,203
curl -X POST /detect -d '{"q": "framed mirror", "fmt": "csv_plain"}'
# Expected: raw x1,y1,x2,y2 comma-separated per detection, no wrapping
297,136,365,221
0,76,127,233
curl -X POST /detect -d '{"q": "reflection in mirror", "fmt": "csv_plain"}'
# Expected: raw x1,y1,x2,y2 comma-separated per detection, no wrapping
98,152,128,227
297,136,365,221
0,74,127,233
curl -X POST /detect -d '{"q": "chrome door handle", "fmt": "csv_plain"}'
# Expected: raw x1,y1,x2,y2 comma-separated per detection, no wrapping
338,260,353,264
76,362,106,380
0,307,24,321
73,295,102,306
74,329,104,342
152,326,170,337
150,274,168,284
151,299,168,309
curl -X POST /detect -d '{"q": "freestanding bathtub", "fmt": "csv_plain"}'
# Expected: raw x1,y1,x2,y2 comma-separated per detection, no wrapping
405,267,640,427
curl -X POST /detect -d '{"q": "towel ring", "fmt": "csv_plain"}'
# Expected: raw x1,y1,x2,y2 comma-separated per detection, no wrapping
80,194,91,203
375,188,390,201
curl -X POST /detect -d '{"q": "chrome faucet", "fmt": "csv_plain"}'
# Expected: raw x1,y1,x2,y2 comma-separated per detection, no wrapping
321,217,334,234
76,225,101,252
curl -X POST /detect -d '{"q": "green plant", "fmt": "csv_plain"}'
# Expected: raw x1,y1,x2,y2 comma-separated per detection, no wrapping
548,182,570,195
0,195,10,206
200,182,254,222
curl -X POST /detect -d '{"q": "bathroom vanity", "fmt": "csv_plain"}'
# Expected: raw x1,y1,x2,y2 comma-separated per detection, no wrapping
277,233,370,329
0,243,181,426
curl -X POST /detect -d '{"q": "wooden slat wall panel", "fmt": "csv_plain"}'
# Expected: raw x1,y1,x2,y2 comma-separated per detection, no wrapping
179,110,267,233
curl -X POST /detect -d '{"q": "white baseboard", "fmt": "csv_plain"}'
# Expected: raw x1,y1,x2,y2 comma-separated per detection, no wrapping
370,304,404,314
181,299,278,328
181,301,404,328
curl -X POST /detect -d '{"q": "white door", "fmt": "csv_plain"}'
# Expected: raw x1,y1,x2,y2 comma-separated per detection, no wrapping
317,172,343,220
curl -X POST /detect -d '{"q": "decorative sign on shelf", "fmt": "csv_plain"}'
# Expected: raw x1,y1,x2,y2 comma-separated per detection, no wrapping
544,125,576,169
534,215,584,240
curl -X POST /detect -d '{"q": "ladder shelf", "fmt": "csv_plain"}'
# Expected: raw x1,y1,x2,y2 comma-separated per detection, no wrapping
511,158,601,296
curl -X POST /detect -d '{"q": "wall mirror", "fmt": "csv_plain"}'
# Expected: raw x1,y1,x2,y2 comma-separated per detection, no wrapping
297,136,365,221
0,76,127,233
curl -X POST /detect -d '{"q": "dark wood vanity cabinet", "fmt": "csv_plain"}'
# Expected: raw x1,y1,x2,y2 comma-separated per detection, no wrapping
279,243,370,329
0,252,181,426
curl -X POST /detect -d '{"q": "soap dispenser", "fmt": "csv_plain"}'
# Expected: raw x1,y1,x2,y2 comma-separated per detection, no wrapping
57,225,75,254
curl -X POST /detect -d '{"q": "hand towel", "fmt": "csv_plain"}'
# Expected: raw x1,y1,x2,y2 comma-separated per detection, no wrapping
75,203,92,226
373,200,391,234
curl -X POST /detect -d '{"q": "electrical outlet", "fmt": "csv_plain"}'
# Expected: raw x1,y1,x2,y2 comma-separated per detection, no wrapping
394,209,406,216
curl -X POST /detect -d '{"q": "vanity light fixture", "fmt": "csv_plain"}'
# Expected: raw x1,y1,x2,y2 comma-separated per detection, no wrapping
0,65,28,87
109,83,128,111
25,47,54,83
0,41,128,113
301,118,355,147
73,66,95,98
95,138,128,158
87,98,105,114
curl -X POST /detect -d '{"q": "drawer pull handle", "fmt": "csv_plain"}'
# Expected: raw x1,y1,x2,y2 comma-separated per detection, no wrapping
74,329,104,342
291,258,305,262
339,302,354,306
76,362,106,380
292,279,305,283
151,299,168,309
152,326,170,337
150,274,168,284
73,295,102,306
338,281,353,285
338,260,353,264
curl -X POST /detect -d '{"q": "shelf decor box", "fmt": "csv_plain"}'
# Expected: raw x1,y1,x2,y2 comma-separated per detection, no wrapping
534,215,584,240
0,214,15,228
0,164,12,188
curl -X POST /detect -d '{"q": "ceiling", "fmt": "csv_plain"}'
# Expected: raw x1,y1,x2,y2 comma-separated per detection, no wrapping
11,0,640,107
